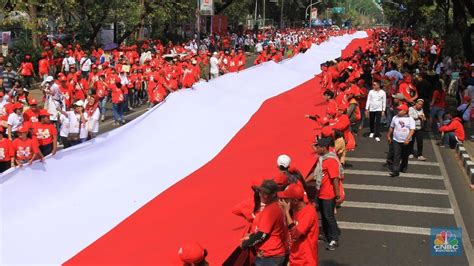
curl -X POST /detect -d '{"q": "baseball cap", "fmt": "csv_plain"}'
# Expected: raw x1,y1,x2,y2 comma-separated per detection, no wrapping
257,179,279,195
178,242,205,264
29,98,38,105
17,126,29,134
326,106,337,115
277,183,305,200
13,102,23,110
45,76,54,82
397,104,409,111
277,154,291,168
74,100,85,107
321,127,333,137
59,76,67,82
39,109,51,117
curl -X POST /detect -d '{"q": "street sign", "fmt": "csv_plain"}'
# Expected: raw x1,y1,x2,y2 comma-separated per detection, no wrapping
200,0,214,16
311,8,318,21
332,7,345,14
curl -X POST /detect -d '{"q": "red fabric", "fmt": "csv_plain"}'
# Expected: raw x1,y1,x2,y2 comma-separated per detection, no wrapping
65,36,369,266
12,138,38,161
20,62,34,76
252,201,287,257
432,90,446,108
289,204,319,266
23,109,40,123
317,157,340,200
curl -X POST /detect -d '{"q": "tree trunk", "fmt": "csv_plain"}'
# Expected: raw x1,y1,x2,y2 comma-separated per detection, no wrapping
452,0,473,62
27,1,39,49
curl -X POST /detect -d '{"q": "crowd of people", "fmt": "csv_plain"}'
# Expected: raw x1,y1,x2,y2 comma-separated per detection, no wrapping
176,28,474,265
0,28,355,174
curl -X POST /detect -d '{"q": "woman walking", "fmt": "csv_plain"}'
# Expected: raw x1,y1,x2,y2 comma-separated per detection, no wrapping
366,81,386,142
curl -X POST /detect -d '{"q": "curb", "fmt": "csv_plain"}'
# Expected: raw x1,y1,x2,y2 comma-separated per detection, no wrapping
455,143,474,187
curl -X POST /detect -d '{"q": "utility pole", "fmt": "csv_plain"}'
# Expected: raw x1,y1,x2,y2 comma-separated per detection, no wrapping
263,0,266,28
196,0,201,41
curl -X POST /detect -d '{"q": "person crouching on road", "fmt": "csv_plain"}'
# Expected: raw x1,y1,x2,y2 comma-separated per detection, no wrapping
387,104,415,177
240,179,288,266
278,183,319,266
438,110,465,148
178,242,209,266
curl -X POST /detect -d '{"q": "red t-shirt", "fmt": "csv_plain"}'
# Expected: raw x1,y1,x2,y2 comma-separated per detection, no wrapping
20,62,34,76
32,123,57,146
0,138,14,162
38,58,50,75
12,138,38,161
23,109,40,123
111,87,124,104
398,82,417,100
317,157,340,200
289,204,319,266
432,90,446,108
252,201,288,257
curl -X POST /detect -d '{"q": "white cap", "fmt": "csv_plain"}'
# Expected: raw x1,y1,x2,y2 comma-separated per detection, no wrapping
45,76,54,82
277,154,291,168
74,100,85,107
471,63,474,67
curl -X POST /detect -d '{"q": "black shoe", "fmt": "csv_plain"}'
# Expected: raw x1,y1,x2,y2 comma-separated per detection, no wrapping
327,240,339,251
400,169,407,173
389,172,399,177
318,235,327,242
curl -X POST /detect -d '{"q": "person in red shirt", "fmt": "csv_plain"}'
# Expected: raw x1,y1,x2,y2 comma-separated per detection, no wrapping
398,73,418,104
178,242,209,265
439,110,465,148
429,84,447,131
278,184,318,266
23,98,41,124
111,78,125,125
240,179,288,265
38,52,51,81
33,109,58,157
0,126,14,172
18,54,36,89
310,137,342,251
12,126,40,167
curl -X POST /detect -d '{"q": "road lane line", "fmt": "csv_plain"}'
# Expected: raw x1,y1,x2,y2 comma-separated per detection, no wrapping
431,138,474,264
345,169,443,180
342,201,454,214
338,221,431,235
343,184,448,195
346,157,439,166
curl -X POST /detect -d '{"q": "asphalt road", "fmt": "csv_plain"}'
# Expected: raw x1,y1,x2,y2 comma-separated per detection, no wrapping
318,127,474,266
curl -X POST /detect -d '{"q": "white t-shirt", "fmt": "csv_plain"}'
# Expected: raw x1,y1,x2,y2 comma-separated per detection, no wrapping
408,106,425,130
79,57,92,72
62,56,76,72
210,57,219,74
7,112,23,132
430,44,437,55
390,115,416,143
84,108,101,133
66,111,88,139
366,89,386,112
59,114,70,137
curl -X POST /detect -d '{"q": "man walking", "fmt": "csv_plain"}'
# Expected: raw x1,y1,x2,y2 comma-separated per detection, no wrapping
387,104,415,177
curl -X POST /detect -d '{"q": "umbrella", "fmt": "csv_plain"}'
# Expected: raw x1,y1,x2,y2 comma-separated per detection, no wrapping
103,43,118,51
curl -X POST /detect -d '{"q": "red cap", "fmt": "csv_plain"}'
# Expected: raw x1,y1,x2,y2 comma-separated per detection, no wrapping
277,183,305,200
59,76,67,82
41,52,48,57
178,242,205,264
464,95,471,102
13,102,23,110
347,86,360,96
91,64,98,69
338,83,346,89
39,109,51,117
115,77,121,84
29,98,38,105
320,116,330,126
397,104,409,111
251,176,265,188
326,106,337,115
0,92,4,97
321,127,333,137
273,172,289,187
17,126,29,133
0,126,4,132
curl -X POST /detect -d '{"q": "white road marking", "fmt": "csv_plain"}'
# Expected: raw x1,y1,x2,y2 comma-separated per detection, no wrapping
343,183,448,195
346,157,439,166
345,169,443,180
342,201,454,214
338,221,431,235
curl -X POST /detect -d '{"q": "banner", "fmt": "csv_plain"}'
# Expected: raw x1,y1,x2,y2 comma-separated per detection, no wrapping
211,15,228,35
311,8,318,20
200,0,213,16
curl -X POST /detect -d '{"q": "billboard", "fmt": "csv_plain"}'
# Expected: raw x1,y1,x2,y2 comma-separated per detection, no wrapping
200,0,214,15
311,8,318,20
211,15,228,35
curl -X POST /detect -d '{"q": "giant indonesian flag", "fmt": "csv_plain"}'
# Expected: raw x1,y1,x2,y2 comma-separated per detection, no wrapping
1,31,370,265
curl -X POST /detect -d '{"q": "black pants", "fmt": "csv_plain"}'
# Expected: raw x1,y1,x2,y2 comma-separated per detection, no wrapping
391,141,411,173
0,161,11,173
61,136,71,149
408,130,423,156
369,111,382,137
39,143,53,157
317,198,340,242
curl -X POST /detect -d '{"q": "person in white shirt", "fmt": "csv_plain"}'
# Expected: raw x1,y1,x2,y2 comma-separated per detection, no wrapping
58,113,70,148
210,52,220,79
84,95,101,139
61,52,77,73
7,103,24,140
365,81,386,141
79,54,92,79
408,99,427,161
387,104,415,177
57,100,88,147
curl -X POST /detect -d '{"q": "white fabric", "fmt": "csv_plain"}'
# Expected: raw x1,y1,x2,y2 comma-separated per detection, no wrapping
7,112,23,132
366,89,386,112
85,108,101,133
0,31,368,265
80,57,92,72
390,115,416,143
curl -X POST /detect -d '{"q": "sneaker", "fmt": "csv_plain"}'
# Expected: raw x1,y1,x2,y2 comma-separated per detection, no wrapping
417,156,426,161
369,133,374,138
375,137,381,142
327,240,339,251
408,154,414,159
389,172,399,177
101,115,105,122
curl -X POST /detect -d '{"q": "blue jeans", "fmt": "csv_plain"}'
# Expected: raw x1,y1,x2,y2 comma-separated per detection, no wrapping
112,102,124,122
99,96,108,117
443,132,459,148
317,198,340,242
254,256,286,266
